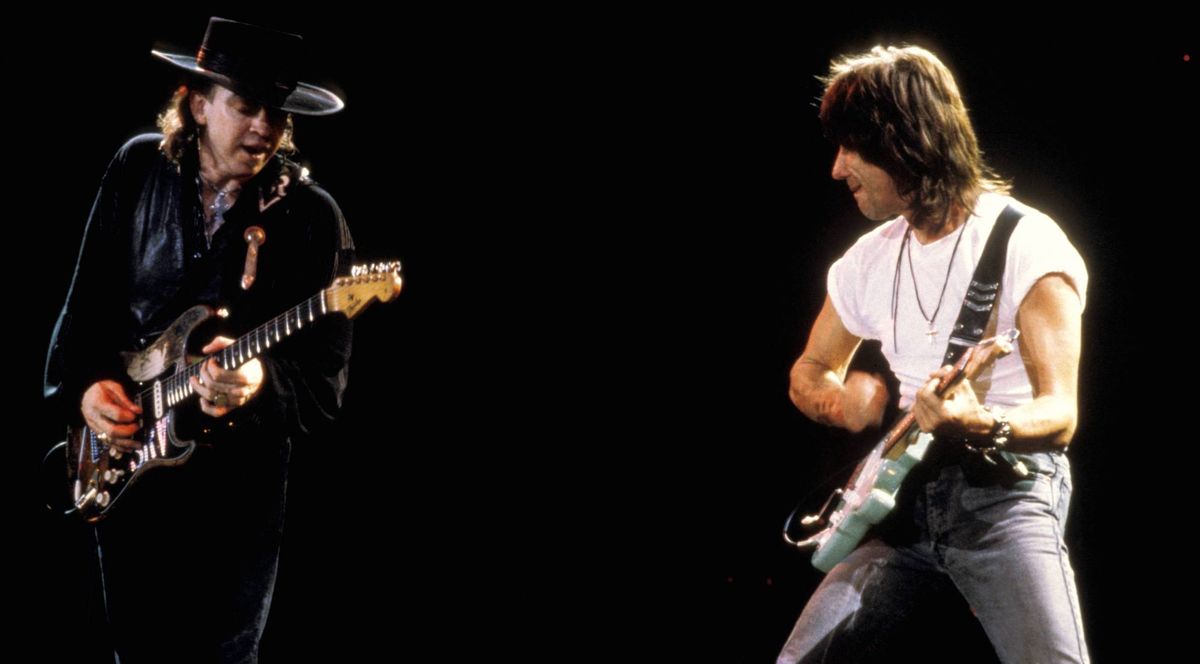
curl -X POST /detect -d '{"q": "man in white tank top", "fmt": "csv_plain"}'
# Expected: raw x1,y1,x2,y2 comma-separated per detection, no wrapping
779,45,1090,664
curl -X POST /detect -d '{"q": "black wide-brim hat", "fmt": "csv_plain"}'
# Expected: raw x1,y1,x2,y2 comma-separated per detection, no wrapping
152,17,344,116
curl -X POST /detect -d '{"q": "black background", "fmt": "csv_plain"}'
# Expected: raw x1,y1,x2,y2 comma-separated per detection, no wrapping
16,7,1195,662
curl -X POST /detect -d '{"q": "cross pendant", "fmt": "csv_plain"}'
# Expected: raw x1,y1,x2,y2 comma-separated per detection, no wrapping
926,327,938,345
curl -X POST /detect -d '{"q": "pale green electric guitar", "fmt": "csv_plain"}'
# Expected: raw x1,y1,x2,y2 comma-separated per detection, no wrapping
785,329,1019,572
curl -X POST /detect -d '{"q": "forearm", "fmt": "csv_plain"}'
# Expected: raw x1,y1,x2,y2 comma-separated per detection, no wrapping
989,394,1077,449
1001,273,1082,449
46,152,128,422
243,204,355,436
243,315,352,435
919,382,1077,448
790,296,885,431
789,356,848,426
918,274,1082,447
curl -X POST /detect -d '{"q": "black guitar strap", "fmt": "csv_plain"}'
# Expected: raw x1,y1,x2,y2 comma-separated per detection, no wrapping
940,203,1026,366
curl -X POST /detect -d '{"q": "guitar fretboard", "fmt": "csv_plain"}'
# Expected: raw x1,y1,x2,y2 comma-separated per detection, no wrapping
136,291,328,408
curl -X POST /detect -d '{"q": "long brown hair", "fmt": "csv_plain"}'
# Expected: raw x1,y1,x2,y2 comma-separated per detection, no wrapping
819,45,1009,228
156,79,296,164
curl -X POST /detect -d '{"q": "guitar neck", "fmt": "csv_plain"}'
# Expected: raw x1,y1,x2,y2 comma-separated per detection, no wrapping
68,266,400,522
138,289,329,407
217,291,328,372
132,265,402,409
877,328,1019,457
879,355,974,457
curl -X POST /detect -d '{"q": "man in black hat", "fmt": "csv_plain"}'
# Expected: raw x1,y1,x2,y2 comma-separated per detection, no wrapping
46,17,352,663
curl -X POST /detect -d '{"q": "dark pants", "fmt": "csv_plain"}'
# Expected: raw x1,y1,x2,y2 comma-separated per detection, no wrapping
97,438,290,664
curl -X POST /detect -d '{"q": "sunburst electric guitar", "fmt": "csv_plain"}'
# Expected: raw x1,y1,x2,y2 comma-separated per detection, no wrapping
784,329,1020,572
58,263,402,522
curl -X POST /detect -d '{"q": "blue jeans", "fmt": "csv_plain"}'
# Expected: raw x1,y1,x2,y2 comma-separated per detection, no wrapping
778,451,1089,664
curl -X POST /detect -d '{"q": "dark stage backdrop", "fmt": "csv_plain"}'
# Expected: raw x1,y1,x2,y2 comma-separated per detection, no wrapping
14,8,1194,662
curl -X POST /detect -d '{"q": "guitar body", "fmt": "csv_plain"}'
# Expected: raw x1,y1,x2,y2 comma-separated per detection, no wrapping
809,423,933,572
66,305,215,522
786,329,1020,572
60,266,402,522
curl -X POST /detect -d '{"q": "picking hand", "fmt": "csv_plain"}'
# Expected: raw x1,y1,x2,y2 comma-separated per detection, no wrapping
81,380,143,452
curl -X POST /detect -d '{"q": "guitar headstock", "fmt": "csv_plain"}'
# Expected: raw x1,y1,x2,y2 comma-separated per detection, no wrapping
326,261,403,319
958,328,1020,381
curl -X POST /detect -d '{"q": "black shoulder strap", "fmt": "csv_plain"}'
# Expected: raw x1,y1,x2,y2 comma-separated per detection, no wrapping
941,203,1025,365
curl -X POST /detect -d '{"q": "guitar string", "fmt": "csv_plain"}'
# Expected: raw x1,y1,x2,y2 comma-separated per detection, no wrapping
81,275,393,512
132,294,326,404
117,271,391,405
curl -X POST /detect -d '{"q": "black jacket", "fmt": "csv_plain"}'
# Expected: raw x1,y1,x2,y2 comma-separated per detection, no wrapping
44,133,357,662
45,133,355,440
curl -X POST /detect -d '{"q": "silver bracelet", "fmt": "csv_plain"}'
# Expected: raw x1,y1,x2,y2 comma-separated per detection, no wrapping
985,407,1013,449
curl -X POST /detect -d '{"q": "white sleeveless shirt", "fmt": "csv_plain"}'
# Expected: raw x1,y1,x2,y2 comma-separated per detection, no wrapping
827,192,1088,410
